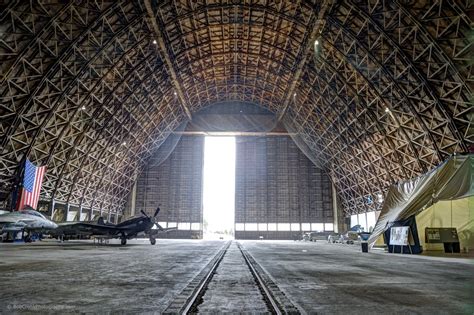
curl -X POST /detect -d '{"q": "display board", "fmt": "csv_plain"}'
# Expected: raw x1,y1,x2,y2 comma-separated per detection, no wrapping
425,228,459,243
389,226,410,246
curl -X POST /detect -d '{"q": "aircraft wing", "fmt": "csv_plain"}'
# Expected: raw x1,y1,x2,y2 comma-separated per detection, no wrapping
160,227,178,232
0,215,35,226
54,222,121,237
0,219,34,226
0,220,16,225
0,221,28,232
0,217,28,224
149,225,178,235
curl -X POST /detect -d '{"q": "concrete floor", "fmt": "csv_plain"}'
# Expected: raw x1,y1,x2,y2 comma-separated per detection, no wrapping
196,242,268,313
0,239,473,314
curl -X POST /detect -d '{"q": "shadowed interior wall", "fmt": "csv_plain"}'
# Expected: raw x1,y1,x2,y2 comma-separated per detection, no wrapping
235,136,333,240
133,136,204,239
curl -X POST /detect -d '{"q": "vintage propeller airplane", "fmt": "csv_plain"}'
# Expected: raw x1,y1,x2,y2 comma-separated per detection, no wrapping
54,207,176,245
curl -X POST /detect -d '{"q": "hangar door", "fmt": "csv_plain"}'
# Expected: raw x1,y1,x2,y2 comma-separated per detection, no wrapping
131,136,204,239
129,134,334,240
235,136,334,240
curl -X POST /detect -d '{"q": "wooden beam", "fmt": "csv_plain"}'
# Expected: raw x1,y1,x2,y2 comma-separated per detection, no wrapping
144,0,193,121
277,0,332,122
173,131,296,137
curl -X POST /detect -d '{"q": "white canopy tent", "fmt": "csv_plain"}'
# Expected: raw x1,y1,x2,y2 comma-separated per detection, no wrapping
368,154,474,248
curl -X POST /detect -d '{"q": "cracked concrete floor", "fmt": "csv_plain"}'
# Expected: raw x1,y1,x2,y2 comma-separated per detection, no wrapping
244,241,474,314
0,239,222,313
0,239,473,314
195,242,268,313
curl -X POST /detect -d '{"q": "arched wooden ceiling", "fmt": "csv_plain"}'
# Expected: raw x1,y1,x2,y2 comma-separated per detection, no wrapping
0,0,471,216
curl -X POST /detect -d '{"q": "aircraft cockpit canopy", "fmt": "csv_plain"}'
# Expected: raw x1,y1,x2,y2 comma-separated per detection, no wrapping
20,210,46,220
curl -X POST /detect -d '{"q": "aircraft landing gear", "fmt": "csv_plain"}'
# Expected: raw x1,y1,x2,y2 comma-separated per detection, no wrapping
120,233,127,245
150,236,156,245
23,231,32,243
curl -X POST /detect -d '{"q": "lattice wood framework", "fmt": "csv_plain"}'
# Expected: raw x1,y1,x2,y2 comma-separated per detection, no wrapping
0,1,472,217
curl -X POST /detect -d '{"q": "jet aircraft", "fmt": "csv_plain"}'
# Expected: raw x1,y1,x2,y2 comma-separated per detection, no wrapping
54,207,176,245
0,208,58,242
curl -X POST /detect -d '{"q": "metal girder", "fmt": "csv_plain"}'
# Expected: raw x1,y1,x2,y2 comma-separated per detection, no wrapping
0,0,471,217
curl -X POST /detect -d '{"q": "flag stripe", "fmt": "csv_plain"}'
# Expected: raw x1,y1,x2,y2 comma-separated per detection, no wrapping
19,188,24,210
34,166,45,207
16,160,46,210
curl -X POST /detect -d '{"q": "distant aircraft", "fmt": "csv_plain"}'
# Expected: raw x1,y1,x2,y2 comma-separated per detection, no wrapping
328,225,371,244
54,207,176,245
0,208,58,242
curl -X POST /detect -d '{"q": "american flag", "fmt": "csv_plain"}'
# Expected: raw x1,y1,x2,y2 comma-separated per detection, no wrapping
16,159,46,210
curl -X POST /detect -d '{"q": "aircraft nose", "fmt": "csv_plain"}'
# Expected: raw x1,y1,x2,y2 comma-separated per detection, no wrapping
51,222,58,229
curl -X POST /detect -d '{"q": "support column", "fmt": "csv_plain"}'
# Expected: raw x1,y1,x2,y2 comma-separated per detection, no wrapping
78,204,83,221
332,182,339,233
130,180,137,217
65,203,70,222
49,199,55,219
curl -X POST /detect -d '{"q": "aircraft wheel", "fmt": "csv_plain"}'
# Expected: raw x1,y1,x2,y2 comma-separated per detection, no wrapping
150,237,156,245
121,238,127,246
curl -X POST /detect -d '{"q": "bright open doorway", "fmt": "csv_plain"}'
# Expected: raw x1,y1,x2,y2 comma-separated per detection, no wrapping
202,136,236,240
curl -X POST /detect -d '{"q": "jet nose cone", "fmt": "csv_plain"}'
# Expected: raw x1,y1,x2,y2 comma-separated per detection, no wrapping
51,222,58,229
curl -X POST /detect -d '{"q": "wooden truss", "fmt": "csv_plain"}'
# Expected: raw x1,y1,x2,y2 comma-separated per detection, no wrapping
0,1,471,216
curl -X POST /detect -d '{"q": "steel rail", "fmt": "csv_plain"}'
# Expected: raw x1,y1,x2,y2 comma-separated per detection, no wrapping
163,241,231,314
236,242,284,315
165,240,300,314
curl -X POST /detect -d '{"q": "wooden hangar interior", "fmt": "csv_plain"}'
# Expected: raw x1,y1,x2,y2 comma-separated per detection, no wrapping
0,1,473,313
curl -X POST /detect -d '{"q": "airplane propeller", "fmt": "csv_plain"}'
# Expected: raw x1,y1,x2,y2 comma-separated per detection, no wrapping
141,207,160,225
153,207,160,218
141,207,162,243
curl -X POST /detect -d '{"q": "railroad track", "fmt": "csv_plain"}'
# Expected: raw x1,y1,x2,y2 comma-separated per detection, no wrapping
164,241,300,314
